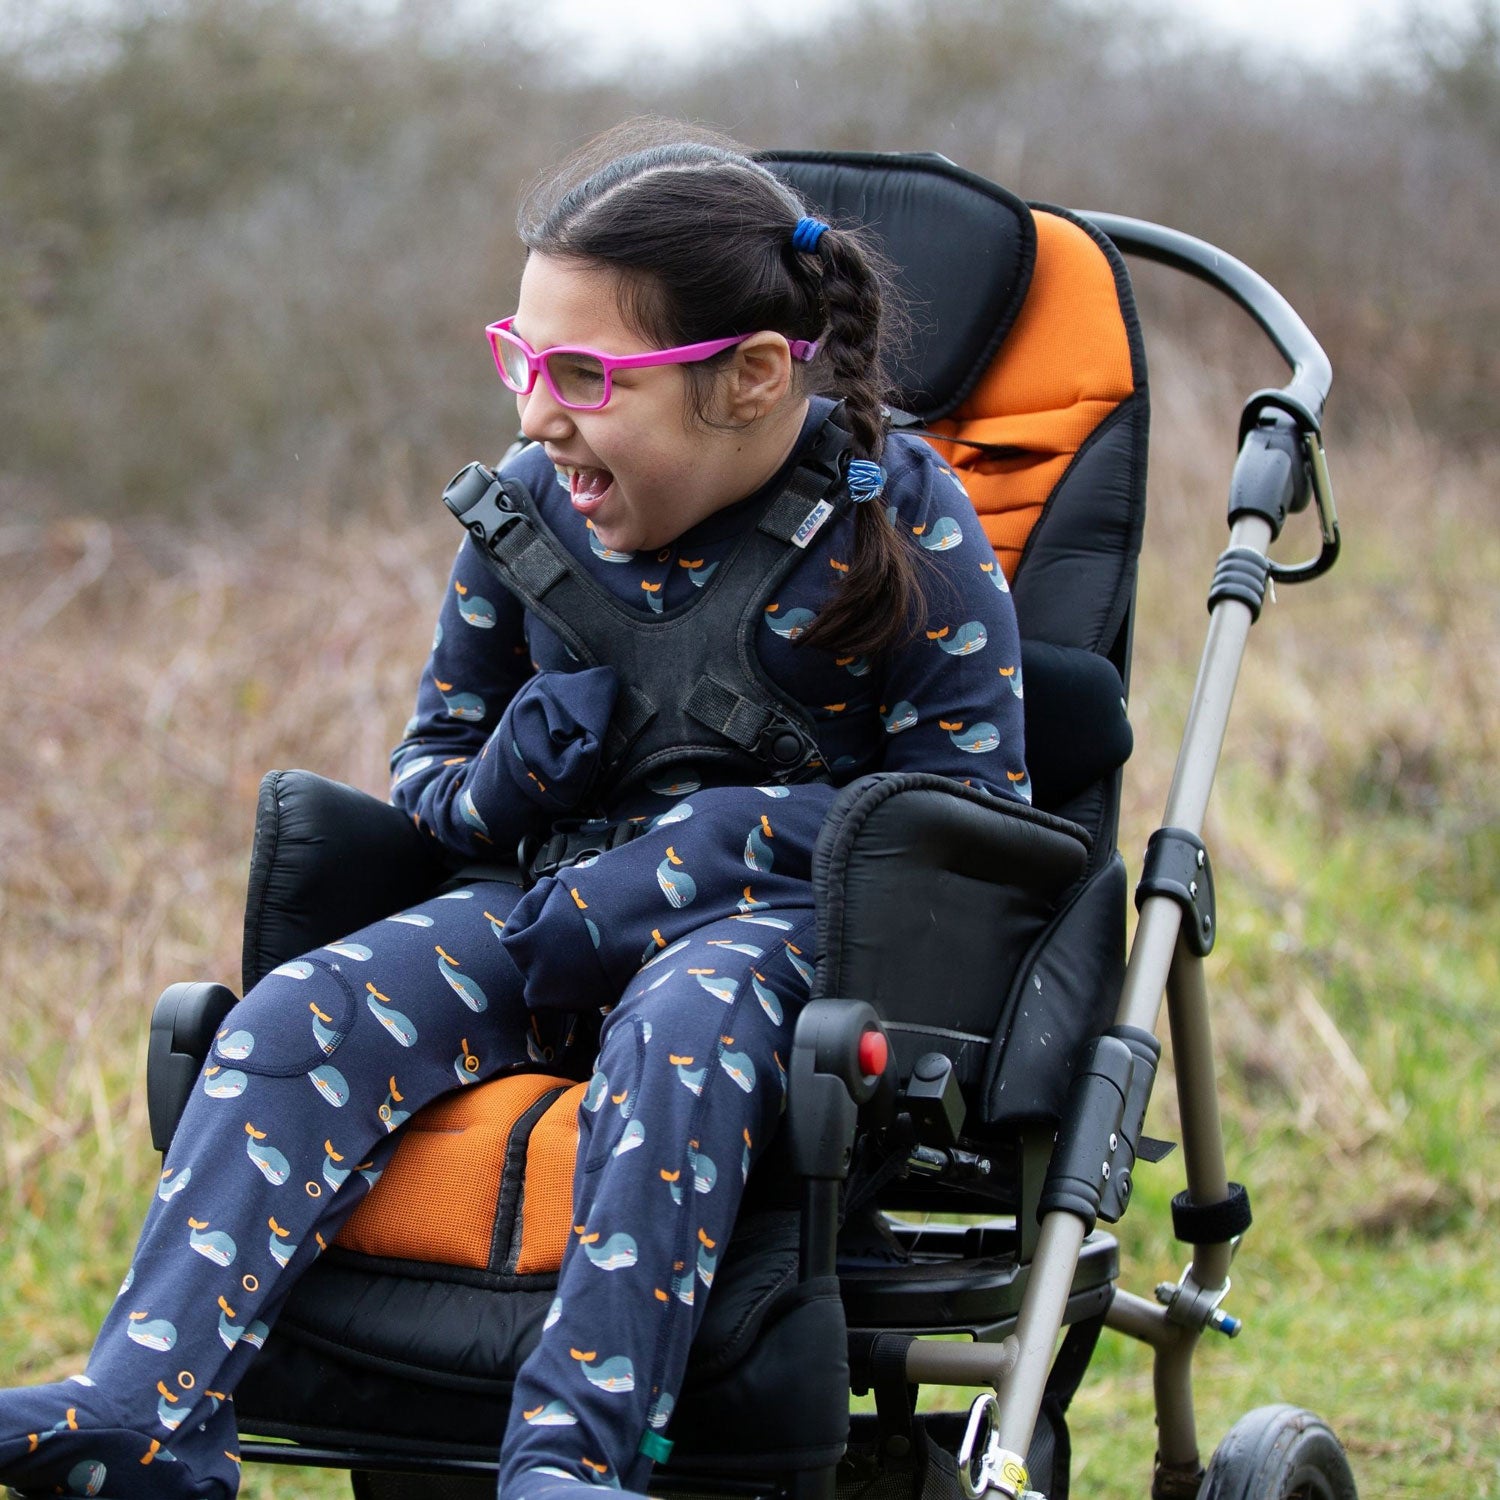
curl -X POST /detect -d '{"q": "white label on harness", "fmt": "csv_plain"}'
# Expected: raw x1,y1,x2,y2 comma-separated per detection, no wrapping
792,500,834,549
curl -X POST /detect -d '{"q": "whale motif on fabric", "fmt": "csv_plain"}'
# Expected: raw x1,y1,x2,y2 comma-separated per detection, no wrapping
436,945,489,1011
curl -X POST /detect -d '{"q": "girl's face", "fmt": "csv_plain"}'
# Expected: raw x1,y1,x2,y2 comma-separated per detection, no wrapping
510,253,805,555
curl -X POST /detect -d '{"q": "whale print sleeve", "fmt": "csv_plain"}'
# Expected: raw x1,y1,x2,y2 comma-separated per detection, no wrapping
873,443,1031,804
388,537,550,859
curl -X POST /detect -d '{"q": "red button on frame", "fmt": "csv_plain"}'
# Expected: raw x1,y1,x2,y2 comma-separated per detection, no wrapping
857,1029,889,1078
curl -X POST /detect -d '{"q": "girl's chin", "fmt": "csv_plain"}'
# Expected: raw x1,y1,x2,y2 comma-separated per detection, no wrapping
587,514,648,556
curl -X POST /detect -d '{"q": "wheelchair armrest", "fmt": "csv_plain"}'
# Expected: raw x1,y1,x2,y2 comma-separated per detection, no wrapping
242,769,457,992
812,773,1091,1069
148,980,239,1152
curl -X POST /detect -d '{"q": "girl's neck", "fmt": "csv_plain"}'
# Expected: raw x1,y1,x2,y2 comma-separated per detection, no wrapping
726,395,812,506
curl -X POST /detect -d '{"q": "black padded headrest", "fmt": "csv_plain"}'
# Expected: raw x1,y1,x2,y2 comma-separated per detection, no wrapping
762,151,1035,422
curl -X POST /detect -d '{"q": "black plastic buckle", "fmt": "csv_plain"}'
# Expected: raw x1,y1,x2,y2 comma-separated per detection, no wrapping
442,461,525,550
1136,827,1216,956
518,820,649,888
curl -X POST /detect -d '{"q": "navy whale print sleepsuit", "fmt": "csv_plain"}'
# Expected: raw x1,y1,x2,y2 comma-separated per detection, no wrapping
0,402,1026,1500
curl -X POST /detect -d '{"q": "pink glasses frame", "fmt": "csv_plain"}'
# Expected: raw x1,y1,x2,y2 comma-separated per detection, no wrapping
485,317,821,411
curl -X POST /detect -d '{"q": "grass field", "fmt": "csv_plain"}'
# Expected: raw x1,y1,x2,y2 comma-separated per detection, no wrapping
2,342,1496,1497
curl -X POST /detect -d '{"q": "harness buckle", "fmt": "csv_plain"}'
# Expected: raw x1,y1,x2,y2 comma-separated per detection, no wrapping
442,461,526,550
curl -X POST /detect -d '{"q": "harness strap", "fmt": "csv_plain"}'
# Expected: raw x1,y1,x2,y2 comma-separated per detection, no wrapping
443,409,854,801
685,676,807,768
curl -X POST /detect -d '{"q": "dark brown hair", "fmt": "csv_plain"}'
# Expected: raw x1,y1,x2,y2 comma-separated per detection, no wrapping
518,121,925,658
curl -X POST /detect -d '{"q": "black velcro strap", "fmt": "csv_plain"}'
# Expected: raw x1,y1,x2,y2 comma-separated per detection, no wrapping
867,1331,916,1451
759,466,835,543
504,530,572,597
685,676,774,750
1171,1181,1252,1245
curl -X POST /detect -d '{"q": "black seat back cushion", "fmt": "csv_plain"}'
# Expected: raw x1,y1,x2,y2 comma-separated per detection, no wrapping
242,769,455,992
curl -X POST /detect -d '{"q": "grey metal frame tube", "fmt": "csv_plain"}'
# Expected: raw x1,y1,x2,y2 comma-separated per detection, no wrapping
986,517,1274,1491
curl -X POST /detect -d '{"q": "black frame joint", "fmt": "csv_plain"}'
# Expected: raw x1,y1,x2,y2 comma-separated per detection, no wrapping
1136,827,1216,956
1208,546,1272,621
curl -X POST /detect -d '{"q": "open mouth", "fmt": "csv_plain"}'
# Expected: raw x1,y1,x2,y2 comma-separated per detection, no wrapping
557,464,615,517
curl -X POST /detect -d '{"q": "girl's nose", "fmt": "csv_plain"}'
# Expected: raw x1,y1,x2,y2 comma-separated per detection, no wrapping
517,385,574,444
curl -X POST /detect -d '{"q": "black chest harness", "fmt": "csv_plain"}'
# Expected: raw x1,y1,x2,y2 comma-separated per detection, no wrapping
441,411,854,846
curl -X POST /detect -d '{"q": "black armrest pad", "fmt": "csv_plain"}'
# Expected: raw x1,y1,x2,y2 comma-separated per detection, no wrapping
1021,640,1133,810
812,773,1090,1044
242,770,456,991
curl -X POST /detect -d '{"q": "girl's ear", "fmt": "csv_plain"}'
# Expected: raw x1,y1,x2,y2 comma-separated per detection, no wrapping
720,332,796,422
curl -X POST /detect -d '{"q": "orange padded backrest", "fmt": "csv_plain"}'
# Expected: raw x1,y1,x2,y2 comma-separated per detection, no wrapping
925,210,1136,579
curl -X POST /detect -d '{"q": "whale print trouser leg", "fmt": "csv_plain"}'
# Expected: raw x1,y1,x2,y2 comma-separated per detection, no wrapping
0,879,535,1499
0,884,813,1500
500,909,815,1500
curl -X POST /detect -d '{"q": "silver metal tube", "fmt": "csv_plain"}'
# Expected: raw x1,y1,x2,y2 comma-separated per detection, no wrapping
1105,1288,1204,1463
1118,899,1185,1035
987,517,1275,1479
1105,1287,1178,1349
1162,515,1274,830
1166,942,1233,1292
1116,512,1272,1038
905,1335,1019,1388
994,1212,1087,1455
1111,516,1274,1470
1153,1331,1203,1466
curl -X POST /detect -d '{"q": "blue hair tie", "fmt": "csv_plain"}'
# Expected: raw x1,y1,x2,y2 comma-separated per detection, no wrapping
792,217,829,253
846,460,886,503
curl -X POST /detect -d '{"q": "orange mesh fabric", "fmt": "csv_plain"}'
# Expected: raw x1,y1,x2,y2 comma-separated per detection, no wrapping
335,1071,570,1268
926,210,1135,579
516,1082,588,1274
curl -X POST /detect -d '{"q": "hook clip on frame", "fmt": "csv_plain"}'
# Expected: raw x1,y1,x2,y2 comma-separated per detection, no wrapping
1238,389,1341,586
958,1393,1040,1499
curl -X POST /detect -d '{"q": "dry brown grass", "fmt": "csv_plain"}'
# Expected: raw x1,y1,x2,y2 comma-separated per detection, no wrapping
1,347,1497,1491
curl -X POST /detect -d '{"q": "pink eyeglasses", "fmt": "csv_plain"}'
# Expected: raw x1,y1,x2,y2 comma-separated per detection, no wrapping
485,317,821,412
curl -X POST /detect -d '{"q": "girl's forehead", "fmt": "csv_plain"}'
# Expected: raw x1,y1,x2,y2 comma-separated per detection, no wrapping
514,254,639,352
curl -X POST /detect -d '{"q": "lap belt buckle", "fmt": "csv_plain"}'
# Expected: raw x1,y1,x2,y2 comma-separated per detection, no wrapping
519,819,650,888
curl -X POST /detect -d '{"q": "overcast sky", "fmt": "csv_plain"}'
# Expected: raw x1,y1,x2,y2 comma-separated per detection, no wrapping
539,0,1467,72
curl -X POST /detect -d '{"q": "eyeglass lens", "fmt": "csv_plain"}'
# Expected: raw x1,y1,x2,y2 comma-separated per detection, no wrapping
497,333,609,409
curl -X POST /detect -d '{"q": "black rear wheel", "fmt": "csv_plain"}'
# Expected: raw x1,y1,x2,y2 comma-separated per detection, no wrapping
1200,1404,1357,1500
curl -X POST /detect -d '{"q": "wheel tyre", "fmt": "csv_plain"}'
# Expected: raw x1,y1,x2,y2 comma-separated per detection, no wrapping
1200,1404,1358,1500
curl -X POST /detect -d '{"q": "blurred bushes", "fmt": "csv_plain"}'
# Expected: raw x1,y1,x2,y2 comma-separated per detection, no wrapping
1,0,1497,520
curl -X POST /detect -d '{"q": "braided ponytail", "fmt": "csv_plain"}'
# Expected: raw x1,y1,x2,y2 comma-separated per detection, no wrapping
794,227,927,659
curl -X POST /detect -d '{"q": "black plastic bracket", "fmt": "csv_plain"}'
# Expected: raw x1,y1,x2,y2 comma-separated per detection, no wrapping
1038,1024,1162,1230
1098,1025,1161,1223
1136,827,1216,956
1207,546,1272,622
901,1051,966,1148
1228,409,1309,539
787,999,893,1182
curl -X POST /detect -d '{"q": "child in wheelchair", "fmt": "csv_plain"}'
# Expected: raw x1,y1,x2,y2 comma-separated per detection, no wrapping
0,122,1030,1500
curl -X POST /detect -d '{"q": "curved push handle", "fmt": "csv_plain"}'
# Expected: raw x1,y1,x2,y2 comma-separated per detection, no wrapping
1083,212,1340,583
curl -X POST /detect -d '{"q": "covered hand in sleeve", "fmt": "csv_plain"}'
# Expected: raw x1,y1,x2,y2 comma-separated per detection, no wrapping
500,665,619,811
500,781,835,1013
